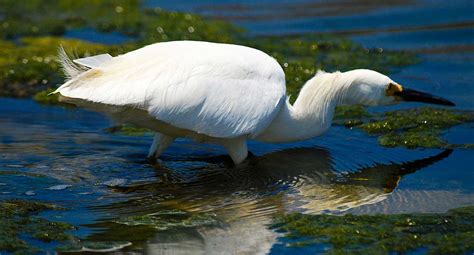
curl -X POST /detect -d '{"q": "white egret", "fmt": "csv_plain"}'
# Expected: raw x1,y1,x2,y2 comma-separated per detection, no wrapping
54,41,454,164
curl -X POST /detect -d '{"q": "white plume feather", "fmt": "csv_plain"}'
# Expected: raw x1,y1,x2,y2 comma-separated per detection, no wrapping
57,46,88,79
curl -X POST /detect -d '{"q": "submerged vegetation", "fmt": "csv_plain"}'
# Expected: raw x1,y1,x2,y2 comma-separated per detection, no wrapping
0,200,76,254
105,124,152,136
334,107,474,149
0,199,151,254
361,108,473,148
115,210,218,230
274,206,474,254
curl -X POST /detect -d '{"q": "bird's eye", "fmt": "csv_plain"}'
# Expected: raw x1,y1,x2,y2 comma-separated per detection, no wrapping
386,83,403,96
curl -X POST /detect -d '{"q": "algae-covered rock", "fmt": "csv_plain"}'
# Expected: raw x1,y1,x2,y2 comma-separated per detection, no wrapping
273,206,474,254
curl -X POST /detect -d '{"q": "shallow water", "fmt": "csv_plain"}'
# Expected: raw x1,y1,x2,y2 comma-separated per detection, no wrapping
1,0,473,254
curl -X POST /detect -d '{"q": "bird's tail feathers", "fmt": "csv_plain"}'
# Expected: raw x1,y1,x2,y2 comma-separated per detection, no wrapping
57,45,88,79
53,47,113,95
315,70,327,76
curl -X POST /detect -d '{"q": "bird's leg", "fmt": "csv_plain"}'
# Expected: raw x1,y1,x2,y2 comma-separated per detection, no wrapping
147,133,175,159
220,136,248,165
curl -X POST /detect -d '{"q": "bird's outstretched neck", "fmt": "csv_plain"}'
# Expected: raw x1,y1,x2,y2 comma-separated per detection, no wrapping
256,71,350,143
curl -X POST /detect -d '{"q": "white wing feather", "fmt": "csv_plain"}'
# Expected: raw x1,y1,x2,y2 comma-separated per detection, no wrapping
55,41,286,138
73,54,113,69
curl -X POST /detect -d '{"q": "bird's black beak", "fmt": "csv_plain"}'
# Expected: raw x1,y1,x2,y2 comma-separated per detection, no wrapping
394,88,455,106
387,83,455,106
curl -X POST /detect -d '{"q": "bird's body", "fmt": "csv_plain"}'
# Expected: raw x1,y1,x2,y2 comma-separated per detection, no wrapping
55,40,454,164
57,41,288,163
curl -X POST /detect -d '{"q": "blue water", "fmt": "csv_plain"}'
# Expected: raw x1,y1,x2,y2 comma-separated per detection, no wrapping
1,0,473,254
64,28,134,44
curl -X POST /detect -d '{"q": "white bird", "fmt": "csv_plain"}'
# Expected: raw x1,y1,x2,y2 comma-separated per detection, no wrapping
54,41,454,164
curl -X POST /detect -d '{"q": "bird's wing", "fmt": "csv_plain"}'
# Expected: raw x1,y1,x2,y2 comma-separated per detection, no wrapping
55,41,286,138
73,54,113,68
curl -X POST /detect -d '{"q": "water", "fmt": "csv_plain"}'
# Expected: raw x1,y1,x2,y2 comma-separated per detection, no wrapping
1,0,473,254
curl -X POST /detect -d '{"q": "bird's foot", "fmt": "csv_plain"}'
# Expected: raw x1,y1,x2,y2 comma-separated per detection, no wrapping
229,151,259,168
147,155,159,165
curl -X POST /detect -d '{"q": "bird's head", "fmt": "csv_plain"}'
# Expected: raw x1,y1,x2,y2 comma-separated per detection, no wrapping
342,69,455,107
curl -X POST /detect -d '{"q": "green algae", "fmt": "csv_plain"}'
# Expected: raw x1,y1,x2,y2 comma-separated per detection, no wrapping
74,210,219,251
332,106,474,149
105,124,152,136
361,107,470,134
33,88,60,105
0,0,242,100
0,36,115,97
273,206,474,254
114,210,217,230
333,105,369,128
0,1,241,42
334,105,369,120
360,107,473,149
378,131,446,148
0,200,77,254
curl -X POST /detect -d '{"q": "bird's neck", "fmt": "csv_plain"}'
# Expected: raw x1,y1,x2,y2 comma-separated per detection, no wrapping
256,71,350,143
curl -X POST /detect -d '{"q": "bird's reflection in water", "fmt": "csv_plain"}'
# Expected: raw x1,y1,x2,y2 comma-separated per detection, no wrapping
87,147,452,254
